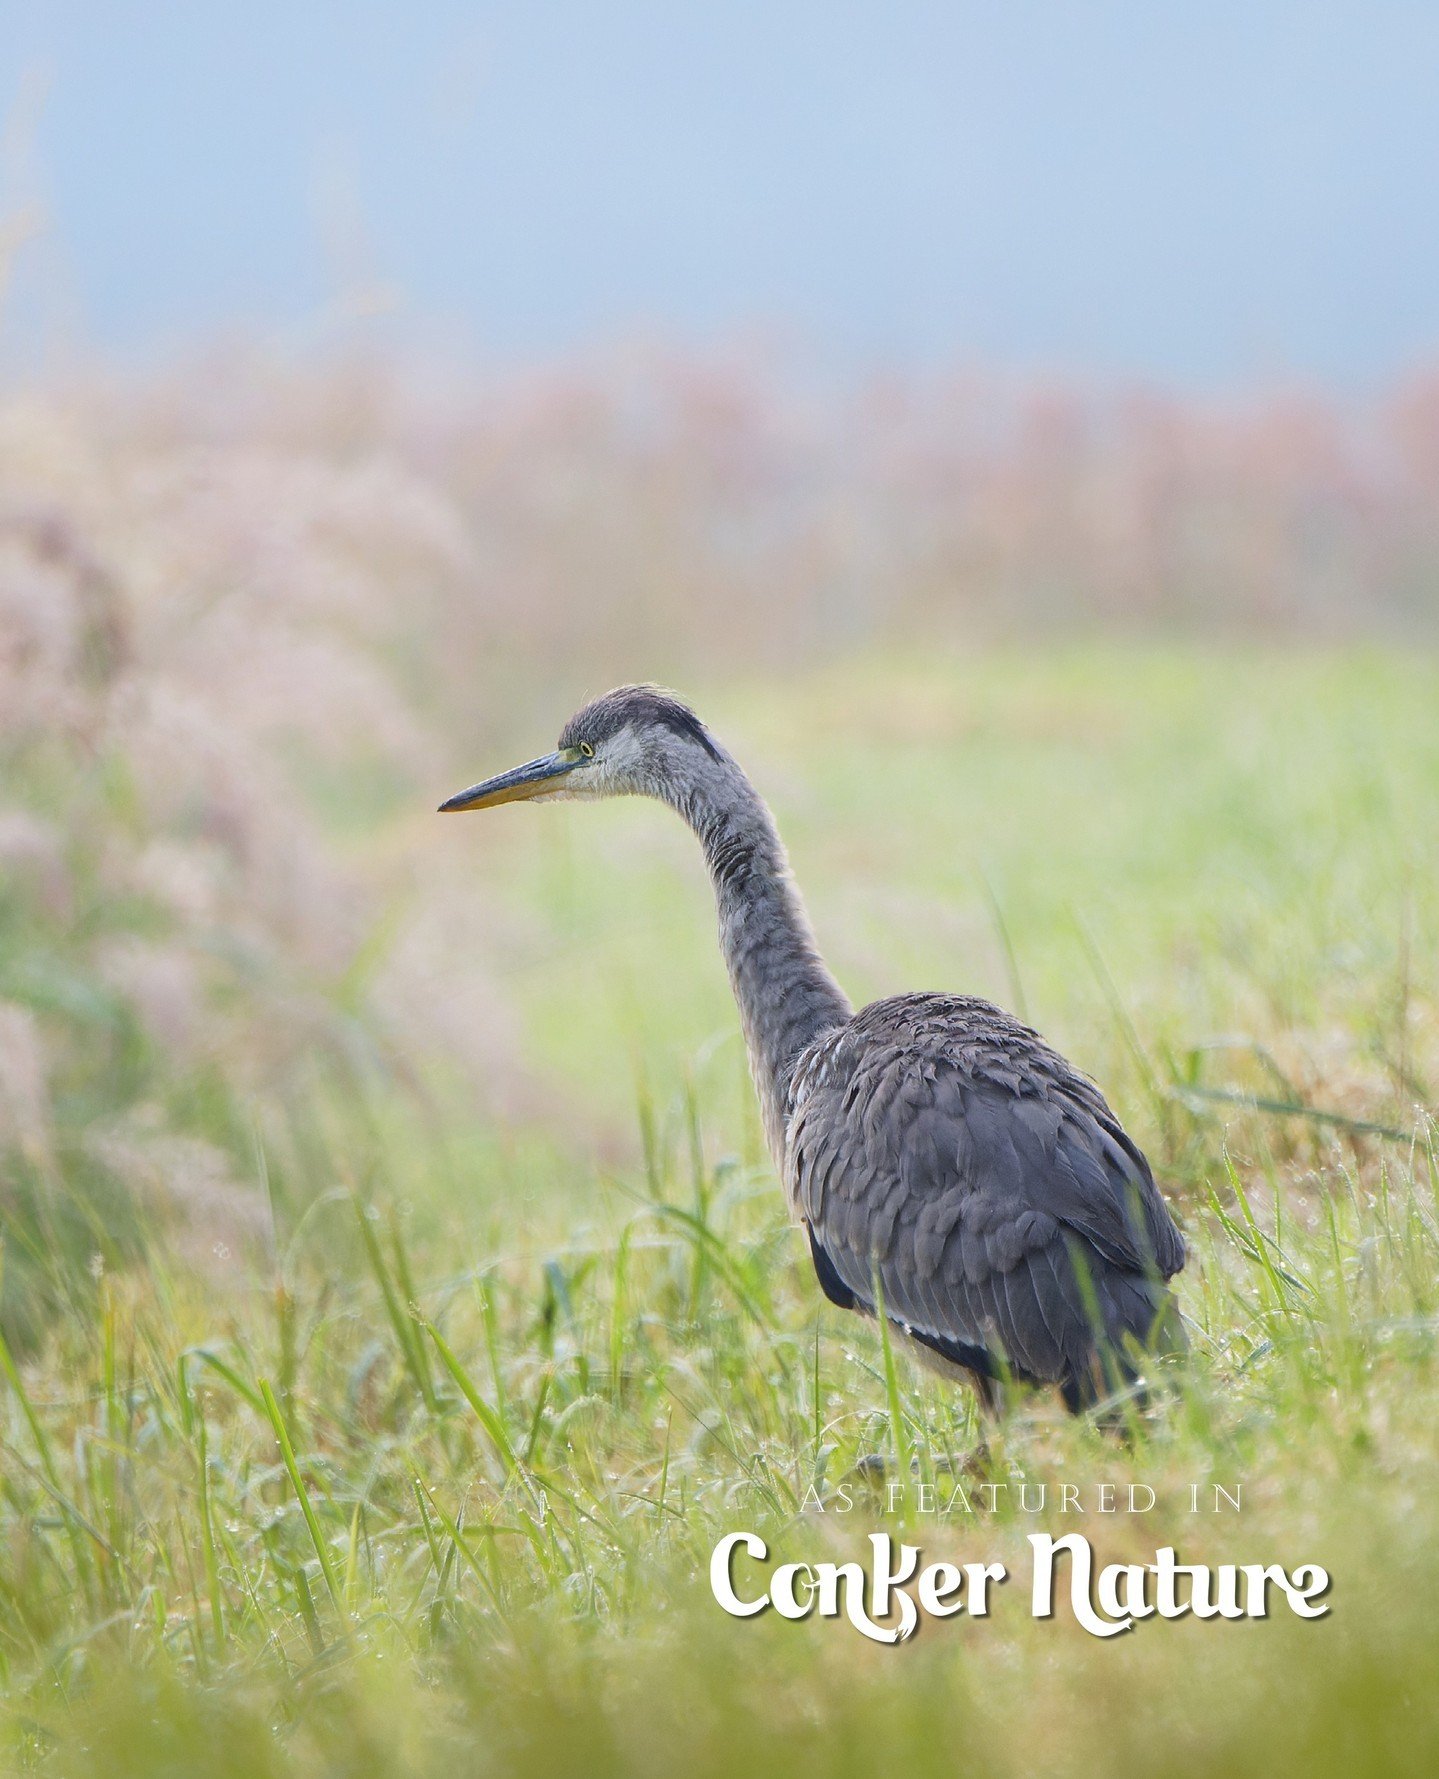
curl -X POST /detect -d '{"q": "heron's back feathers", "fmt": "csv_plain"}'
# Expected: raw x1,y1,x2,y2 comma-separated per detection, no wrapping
786,993,1185,1409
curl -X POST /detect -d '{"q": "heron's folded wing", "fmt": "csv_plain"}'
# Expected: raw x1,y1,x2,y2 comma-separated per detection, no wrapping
789,1027,1182,1386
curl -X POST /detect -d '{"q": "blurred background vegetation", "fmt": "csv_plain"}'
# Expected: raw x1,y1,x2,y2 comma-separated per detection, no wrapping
3,350,1437,1327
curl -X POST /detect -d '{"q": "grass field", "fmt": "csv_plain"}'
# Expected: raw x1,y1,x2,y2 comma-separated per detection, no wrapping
2,647,1438,1777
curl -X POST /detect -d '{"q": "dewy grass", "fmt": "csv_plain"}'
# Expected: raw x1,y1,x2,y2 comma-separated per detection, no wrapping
0,648,1437,1775
2,1108,1439,1775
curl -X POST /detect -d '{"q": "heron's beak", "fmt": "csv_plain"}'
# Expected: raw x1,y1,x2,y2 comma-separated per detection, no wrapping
438,752,577,813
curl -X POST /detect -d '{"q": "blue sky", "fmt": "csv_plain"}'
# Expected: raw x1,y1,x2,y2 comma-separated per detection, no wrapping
4,1,1438,383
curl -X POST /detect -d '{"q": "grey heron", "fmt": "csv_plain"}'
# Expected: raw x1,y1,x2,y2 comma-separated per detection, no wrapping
441,686,1185,1412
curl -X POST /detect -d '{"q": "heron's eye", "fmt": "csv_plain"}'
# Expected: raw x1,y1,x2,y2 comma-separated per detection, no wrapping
579,741,595,759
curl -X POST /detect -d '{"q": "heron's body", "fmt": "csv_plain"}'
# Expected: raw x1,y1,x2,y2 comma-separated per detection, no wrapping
788,995,1183,1409
442,685,1185,1412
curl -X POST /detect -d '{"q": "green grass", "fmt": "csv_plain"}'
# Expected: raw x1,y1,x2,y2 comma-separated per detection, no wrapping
2,647,1439,1776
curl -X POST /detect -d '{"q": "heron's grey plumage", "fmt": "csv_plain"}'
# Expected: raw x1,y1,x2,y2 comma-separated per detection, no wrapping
787,995,1183,1408
443,684,1186,1412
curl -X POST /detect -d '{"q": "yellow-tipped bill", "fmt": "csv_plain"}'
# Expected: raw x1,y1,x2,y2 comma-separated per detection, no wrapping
438,751,578,813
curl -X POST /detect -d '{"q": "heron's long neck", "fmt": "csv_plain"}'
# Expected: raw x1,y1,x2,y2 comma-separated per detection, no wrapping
673,760,851,1163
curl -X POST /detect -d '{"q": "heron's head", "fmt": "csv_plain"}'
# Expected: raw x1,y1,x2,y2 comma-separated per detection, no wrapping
438,685,724,815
